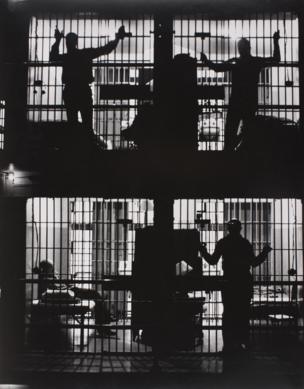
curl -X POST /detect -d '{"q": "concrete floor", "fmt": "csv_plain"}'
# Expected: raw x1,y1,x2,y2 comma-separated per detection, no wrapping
1,332,304,389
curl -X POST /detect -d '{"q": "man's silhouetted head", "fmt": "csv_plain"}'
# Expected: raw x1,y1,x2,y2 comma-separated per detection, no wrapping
227,219,242,236
66,32,78,51
33,260,55,277
237,38,251,57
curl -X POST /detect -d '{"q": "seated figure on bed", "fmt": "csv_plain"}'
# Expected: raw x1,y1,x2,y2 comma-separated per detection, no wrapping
199,219,272,353
33,260,115,337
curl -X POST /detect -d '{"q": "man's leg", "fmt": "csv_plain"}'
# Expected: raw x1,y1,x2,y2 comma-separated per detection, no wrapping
222,288,236,351
79,86,94,138
240,105,257,148
63,87,78,124
238,287,252,348
224,106,241,151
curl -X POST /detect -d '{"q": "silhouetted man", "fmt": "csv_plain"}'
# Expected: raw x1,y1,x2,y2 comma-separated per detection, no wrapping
200,219,272,352
201,31,280,150
50,26,128,140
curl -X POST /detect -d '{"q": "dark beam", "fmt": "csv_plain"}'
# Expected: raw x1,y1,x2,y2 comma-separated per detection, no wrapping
7,0,301,16
0,198,27,375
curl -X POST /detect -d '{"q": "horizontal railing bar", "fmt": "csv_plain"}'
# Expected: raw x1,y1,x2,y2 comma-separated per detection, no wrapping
25,61,154,67
25,104,300,109
21,277,304,288
23,61,299,68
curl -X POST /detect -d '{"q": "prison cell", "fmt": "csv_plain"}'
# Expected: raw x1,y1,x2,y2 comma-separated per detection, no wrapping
26,12,299,151
0,99,5,149
174,198,304,348
24,197,303,356
27,15,154,150
25,197,154,354
173,13,299,150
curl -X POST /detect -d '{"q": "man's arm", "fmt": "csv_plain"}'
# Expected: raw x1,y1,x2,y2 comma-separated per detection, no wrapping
199,241,222,266
50,27,64,61
89,26,129,59
272,31,281,62
251,244,272,267
201,53,234,72
260,30,281,65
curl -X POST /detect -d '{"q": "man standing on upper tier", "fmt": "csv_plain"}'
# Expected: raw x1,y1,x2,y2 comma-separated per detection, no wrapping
50,25,128,141
201,31,281,151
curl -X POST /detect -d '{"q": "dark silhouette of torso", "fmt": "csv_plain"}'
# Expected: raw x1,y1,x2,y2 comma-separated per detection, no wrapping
60,48,97,85
216,234,254,281
230,56,266,108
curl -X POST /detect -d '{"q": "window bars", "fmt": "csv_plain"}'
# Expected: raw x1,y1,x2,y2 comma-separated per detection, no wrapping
174,198,303,352
25,198,154,354
25,197,303,355
27,13,299,150
27,15,154,149
174,13,299,150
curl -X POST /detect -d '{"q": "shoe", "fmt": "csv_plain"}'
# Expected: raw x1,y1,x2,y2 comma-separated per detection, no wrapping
239,343,251,353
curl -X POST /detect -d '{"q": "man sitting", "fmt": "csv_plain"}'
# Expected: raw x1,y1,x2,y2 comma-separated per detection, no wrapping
33,260,115,337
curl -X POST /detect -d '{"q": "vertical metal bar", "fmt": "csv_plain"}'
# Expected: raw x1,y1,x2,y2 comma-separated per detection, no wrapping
30,200,34,329
298,8,304,142
301,199,304,332
273,198,277,330
153,13,173,107
0,199,27,367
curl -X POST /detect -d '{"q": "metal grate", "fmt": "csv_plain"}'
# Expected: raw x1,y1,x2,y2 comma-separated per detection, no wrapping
26,13,300,151
27,15,154,149
24,197,303,355
25,198,154,354
173,13,299,150
174,198,304,353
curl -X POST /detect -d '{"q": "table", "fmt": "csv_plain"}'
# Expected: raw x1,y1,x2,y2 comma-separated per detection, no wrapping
32,299,95,351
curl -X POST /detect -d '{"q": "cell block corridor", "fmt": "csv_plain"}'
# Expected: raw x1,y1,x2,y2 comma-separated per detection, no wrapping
24,197,304,356
25,198,154,354
26,13,299,151
27,15,154,149
174,198,304,343
174,13,299,150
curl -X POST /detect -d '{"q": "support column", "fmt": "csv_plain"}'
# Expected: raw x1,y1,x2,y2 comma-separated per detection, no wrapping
153,13,173,106
152,13,174,147
0,1,7,100
4,10,29,162
154,196,174,232
0,198,27,376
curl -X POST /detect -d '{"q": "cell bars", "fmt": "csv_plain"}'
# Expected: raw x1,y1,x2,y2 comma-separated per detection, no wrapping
24,197,303,355
0,100,5,149
27,13,299,151
25,198,154,354
27,15,154,149
173,13,299,150
174,198,303,353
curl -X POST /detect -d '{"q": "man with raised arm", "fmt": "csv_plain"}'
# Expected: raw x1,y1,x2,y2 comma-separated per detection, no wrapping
200,219,272,352
201,31,280,151
50,26,128,140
